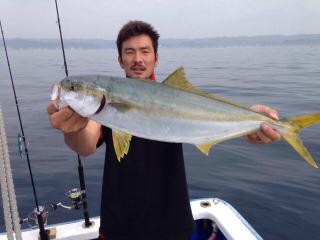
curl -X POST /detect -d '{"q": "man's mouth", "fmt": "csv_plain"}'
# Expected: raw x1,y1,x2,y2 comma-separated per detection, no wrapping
131,65,146,72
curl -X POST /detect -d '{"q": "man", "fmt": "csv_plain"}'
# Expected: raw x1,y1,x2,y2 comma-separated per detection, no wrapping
47,21,281,240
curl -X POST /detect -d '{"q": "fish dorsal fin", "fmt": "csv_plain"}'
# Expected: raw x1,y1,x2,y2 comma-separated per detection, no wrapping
162,67,196,92
195,139,220,155
112,130,132,161
162,67,249,109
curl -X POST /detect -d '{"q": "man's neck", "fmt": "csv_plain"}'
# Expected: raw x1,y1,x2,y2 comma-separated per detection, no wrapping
126,73,156,81
150,73,156,81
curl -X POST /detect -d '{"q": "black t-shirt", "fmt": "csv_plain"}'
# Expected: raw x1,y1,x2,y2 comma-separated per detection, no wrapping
99,127,195,239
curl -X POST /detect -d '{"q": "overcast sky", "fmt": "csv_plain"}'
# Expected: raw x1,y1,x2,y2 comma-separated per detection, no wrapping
1,0,319,39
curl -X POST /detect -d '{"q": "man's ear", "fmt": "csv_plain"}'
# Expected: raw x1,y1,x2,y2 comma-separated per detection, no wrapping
118,55,124,69
155,53,159,67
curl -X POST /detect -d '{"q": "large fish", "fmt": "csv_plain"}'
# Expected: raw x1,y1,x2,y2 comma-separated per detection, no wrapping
51,67,320,167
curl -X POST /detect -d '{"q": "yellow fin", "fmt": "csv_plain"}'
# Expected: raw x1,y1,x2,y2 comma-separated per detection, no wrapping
283,133,318,168
162,67,249,109
112,130,132,161
282,112,320,168
286,113,320,131
195,140,220,155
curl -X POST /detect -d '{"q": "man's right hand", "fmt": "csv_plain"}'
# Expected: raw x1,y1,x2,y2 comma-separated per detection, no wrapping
47,101,89,134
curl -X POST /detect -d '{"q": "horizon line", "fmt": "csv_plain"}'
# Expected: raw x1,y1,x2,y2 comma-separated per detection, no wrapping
4,33,320,41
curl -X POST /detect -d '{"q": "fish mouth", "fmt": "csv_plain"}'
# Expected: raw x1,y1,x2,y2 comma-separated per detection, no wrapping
51,82,70,109
51,83,62,108
51,83,60,101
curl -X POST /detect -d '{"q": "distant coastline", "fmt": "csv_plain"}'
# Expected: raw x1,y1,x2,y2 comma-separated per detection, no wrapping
1,34,320,49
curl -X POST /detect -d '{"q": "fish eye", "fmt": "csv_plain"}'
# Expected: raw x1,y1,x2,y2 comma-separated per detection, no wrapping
70,85,75,91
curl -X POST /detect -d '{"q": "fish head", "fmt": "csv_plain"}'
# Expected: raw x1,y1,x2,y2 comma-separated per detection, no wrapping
51,76,104,117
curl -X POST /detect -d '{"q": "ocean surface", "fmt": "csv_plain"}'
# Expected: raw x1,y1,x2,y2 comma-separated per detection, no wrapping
0,45,319,239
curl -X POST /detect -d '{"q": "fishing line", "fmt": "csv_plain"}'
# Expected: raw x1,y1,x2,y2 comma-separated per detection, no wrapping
54,0,68,77
0,19,40,213
0,20,49,240
54,0,92,227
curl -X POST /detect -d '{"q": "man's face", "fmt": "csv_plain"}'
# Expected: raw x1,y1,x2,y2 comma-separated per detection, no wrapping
118,34,158,79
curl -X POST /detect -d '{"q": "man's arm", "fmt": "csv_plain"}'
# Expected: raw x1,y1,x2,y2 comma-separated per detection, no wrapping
47,101,101,156
246,104,281,144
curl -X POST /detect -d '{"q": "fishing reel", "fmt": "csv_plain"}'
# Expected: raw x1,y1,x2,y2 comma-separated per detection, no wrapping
19,205,49,229
51,188,86,211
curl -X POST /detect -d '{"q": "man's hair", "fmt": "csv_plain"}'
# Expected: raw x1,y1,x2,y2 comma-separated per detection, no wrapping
116,20,160,57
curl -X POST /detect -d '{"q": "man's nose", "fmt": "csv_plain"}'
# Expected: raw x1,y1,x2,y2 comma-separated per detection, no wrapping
133,52,143,63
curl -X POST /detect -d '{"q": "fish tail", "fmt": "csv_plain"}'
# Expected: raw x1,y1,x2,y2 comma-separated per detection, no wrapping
281,113,320,168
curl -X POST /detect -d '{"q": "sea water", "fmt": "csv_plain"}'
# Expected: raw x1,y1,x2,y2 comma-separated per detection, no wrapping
0,45,319,240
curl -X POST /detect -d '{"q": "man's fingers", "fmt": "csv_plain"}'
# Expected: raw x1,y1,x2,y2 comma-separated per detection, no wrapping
245,104,281,144
245,134,261,144
261,124,281,141
56,107,74,121
47,100,89,134
47,101,59,114
250,104,279,120
49,107,74,129
256,131,271,143
246,132,270,144
62,113,89,133
246,125,281,144
47,102,74,121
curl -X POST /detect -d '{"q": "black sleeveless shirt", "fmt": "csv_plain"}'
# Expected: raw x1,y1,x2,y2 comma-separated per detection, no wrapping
99,127,195,239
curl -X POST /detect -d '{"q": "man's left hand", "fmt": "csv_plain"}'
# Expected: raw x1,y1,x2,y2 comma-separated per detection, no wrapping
246,104,282,144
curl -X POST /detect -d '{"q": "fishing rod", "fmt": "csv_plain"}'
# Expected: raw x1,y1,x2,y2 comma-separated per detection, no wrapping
0,20,49,240
54,0,92,228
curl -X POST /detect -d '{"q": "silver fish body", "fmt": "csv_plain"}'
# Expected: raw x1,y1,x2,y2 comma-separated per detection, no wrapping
54,74,277,144
52,68,320,167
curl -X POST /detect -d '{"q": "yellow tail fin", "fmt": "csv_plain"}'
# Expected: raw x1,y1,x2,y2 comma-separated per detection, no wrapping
282,113,320,168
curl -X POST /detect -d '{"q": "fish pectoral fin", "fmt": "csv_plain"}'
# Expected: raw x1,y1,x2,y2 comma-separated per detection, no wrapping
195,140,220,156
112,130,132,162
162,67,249,109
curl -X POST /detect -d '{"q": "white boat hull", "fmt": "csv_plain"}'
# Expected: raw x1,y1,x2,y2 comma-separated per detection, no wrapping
0,198,262,240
